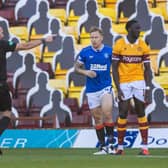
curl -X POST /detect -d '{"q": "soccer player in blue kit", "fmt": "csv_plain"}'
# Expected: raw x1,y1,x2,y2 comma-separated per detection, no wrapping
75,27,116,155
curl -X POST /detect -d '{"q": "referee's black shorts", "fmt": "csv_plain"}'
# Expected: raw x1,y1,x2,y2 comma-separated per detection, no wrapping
0,82,11,112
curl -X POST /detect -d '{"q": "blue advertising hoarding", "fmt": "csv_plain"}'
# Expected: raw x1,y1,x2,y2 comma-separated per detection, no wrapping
0,128,168,148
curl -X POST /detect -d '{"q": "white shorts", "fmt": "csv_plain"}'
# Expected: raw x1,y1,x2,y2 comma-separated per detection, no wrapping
86,86,113,109
120,80,146,102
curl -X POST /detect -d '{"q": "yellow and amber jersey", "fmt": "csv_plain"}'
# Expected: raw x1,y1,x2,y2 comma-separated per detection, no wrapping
112,36,150,83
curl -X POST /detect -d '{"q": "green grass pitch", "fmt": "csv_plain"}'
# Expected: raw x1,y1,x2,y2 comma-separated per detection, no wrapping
0,148,167,168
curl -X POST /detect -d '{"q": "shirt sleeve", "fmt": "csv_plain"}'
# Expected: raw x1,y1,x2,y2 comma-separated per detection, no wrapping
141,40,150,63
112,39,121,61
0,40,16,52
76,49,85,64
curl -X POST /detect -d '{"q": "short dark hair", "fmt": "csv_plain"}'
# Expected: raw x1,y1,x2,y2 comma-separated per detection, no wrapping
89,26,103,36
125,20,138,31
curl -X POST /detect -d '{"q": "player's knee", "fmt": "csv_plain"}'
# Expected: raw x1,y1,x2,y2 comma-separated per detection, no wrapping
104,113,112,123
93,116,102,125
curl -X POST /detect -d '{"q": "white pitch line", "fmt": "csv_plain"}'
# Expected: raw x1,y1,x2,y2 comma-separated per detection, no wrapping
137,155,168,158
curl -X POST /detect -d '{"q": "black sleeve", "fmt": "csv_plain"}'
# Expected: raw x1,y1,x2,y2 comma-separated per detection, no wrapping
0,40,17,52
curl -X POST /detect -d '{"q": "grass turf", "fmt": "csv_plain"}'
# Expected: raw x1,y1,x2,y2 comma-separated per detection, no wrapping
0,148,168,168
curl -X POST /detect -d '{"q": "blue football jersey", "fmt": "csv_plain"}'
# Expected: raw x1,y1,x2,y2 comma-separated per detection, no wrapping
77,45,112,93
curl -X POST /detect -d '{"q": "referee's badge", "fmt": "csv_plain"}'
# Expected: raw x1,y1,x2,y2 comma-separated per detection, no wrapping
9,41,14,46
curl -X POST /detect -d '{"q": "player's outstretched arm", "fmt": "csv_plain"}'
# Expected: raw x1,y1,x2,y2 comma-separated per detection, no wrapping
15,35,56,51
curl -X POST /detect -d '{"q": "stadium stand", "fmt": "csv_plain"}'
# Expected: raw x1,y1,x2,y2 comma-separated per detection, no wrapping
77,0,104,44
129,0,155,32
7,37,24,75
157,47,168,75
13,53,41,94
99,17,121,46
0,16,11,40
15,0,37,25
40,89,72,128
65,67,86,104
104,0,117,7
41,18,65,63
0,0,168,128
49,8,66,25
116,0,136,24
145,87,168,123
144,16,168,50
26,71,53,115
66,0,87,26
27,0,52,41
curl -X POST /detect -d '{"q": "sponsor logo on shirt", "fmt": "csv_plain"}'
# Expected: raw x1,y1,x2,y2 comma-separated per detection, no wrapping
121,55,143,63
90,64,107,71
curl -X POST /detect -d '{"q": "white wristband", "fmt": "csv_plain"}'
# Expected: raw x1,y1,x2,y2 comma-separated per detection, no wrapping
146,86,150,90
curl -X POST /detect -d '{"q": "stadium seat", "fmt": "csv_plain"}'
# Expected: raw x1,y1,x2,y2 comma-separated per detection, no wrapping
115,0,136,24
52,0,68,8
52,36,76,79
9,26,28,41
0,7,16,26
27,0,52,40
36,62,54,79
48,78,67,96
14,0,37,25
152,0,167,8
40,90,72,128
66,0,87,26
41,18,65,62
100,17,122,46
66,68,86,104
145,87,168,123
144,16,168,50
49,8,66,25
7,37,25,76
129,0,156,32
99,7,116,23
0,16,11,40
154,75,168,95
26,71,53,115
64,97,80,114
104,0,117,7
77,0,104,44
71,113,92,127
13,53,41,98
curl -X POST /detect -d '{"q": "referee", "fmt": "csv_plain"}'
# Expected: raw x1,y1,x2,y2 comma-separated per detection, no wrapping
0,26,55,155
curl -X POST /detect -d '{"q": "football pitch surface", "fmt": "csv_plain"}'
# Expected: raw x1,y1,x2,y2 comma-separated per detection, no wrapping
0,148,167,168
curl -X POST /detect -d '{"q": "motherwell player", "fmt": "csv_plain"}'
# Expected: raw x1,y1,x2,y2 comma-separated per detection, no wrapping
112,20,152,155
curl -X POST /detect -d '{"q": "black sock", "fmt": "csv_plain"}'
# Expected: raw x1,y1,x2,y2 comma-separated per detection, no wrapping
96,127,105,147
0,116,10,135
105,126,114,144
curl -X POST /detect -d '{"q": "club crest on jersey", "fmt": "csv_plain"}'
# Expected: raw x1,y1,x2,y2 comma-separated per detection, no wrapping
104,53,109,59
137,47,142,52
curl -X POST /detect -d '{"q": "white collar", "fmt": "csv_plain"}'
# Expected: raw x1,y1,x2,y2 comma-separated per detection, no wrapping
91,44,104,52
